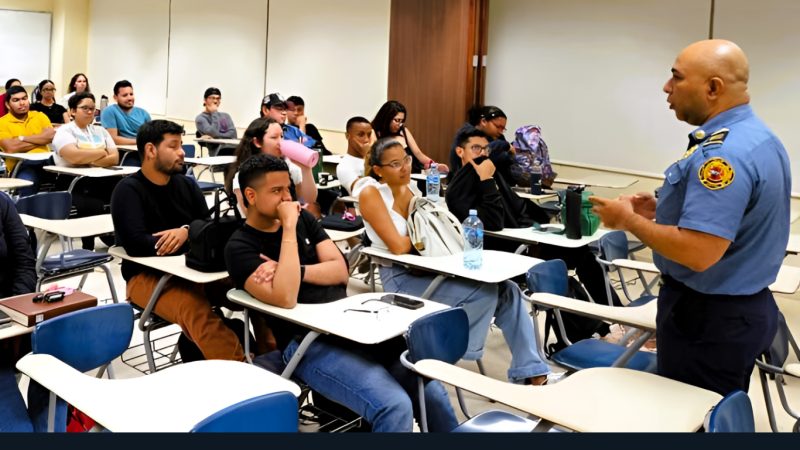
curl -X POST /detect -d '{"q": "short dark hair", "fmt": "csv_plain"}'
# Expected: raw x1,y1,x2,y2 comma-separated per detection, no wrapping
113,80,133,96
67,73,90,94
346,116,370,132
4,78,20,90
456,127,490,149
237,154,289,208
68,92,96,110
371,100,407,138
286,95,304,107
136,120,185,155
4,86,27,104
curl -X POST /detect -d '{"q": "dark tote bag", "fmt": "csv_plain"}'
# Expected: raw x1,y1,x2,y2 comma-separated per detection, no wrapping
185,191,243,272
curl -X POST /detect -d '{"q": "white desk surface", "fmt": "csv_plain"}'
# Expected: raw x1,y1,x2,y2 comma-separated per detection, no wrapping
0,322,32,340
413,361,720,432
324,228,364,242
0,178,33,190
185,156,236,166
20,214,114,239
228,290,448,345
317,180,341,190
611,258,800,295
116,144,138,152
554,173,638,189
529,293,657,331
338,195,358,204
43,165,139,178
791,208,800,224
485,225,610,249
17,354,300,432
0,151,54,161
787,234,800,255
109,246,228,284
195,137,240,146
513,189,559,202
322,155,344,164
361,247,542,284
411,172,447,181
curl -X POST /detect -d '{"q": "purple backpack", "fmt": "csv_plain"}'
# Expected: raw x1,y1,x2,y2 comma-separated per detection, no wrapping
512,125,554,181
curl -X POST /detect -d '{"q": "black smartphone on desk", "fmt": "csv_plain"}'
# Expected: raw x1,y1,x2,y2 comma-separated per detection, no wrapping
105,166,124,171
381,294,424,310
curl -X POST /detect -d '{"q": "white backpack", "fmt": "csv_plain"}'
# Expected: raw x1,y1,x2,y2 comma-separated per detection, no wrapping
406,197,464,257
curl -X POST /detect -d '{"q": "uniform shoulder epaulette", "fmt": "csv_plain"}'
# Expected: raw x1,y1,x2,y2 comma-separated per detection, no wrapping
701,128,730,150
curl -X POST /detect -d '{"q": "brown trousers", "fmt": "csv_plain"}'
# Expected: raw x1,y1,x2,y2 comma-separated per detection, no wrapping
127,272,274,361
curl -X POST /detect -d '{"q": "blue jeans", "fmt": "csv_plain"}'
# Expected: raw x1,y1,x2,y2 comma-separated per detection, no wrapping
0,369,32,432
380,265,549,383
283,337,458,432
14,157,53,197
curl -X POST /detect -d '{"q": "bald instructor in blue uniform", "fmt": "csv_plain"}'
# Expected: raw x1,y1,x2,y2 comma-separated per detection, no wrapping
590,39,790,396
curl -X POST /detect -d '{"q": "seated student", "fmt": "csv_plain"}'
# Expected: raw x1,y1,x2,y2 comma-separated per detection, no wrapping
0,191,46,432
52,92,120,250
195,87,237,159
111,120,270,361
285,95,328,154
0,85,56,196
449,105,515,184
225,118,317,216
30,80,70,125
336,116,372,195
259,93,316,148
225,154,457,432
0,79,21,118
59,73,90,107
371,100,448,174
446,128,620,307
101,80,151,147
354,138,551,386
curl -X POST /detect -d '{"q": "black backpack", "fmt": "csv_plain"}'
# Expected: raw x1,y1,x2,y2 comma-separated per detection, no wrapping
185,190,243,272
542,277,611,358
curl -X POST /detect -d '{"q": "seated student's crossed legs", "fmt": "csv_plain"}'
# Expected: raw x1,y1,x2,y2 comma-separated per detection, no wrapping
379,265,550,384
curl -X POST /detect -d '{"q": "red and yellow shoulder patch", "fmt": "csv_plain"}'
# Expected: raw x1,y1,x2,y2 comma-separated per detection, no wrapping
698,157,734,190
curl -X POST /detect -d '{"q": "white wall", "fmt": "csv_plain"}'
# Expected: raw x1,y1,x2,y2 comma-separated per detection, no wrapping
0,9,52,85
486,0,710,178
85,0,390,132
87,0,170,115
266,0,391,131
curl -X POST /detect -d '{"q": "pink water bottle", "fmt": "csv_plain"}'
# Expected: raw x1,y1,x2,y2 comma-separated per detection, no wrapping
280,139,319,167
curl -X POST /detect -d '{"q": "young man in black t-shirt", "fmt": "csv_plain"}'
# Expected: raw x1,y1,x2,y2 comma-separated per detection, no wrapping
225,154,457,432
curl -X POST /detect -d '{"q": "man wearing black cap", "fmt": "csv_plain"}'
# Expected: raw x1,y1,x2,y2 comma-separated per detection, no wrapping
196,87,237,140
260,92,316,149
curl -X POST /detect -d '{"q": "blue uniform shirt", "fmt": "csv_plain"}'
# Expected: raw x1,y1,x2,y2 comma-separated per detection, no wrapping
282,124,316,148
101,104,151,139
654,104,791,295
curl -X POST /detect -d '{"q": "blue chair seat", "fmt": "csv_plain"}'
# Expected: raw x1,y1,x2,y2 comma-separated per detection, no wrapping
196,181,224,193
452,410,538,433
41,249,114,276
551,339,657,373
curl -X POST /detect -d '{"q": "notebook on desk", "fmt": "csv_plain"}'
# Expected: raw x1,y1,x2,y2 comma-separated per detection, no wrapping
0,291,98,327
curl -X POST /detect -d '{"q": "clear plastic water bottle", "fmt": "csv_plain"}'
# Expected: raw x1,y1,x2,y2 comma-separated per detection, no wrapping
463,209,484,270
530,159,543,194
426,162,441,202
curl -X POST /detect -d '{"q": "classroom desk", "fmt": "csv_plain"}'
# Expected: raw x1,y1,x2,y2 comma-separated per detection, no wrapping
511,187,559,203
0,151,54,178
412,362,721,432
0,178,33,191
360,247,542,298
227,290,447,378
787,234,800,255
184,156,236,166
316,179,341,190
20,213,115,274
411,172,447,182
553,173,638,189
16,354,301,432
108,246,229,373
322,154,344,165
0,321,32,340
485,224,610,252
115,144,138,165
195,137,239,158
42,165,138,192
324,228,364,242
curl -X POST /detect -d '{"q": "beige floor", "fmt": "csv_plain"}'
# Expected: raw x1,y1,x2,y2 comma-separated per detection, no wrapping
24,228,798,433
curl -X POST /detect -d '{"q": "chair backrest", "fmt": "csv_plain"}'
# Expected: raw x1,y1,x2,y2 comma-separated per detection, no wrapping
597,230,629,262
764,311,791,367
406,308,468,364
526,259,569,296
705,390,755,432
15,191,72,220
182,144,196,158
190,391,298,432
32,303,134,373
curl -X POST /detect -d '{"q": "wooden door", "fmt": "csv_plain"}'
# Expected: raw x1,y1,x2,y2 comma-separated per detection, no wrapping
387,0,488,166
